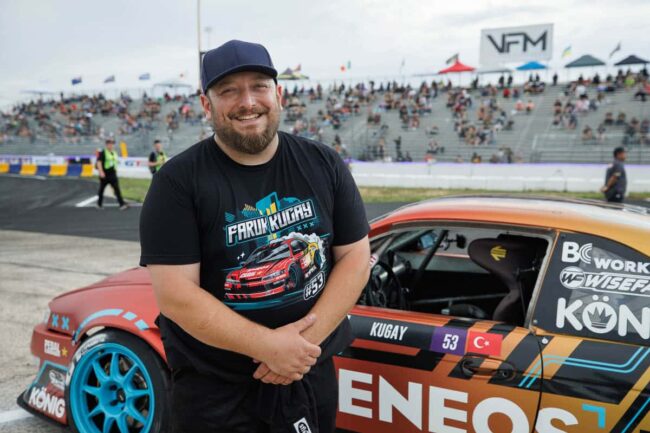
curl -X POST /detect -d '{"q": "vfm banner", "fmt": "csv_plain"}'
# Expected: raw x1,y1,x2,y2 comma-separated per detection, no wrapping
480,23,553,67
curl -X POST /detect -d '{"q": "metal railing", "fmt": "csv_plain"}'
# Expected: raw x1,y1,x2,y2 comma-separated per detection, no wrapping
530,132,650,163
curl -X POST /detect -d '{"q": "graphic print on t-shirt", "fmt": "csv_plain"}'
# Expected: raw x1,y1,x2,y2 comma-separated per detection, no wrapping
222,192,329,311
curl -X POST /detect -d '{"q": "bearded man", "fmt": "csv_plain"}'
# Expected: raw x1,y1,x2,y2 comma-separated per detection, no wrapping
139,40,370,433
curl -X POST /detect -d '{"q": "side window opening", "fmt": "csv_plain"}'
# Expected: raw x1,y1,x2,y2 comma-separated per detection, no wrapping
467,235,548,326
364,226,550,327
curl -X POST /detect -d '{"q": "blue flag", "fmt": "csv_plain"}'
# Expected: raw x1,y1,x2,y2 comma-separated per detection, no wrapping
139,73,151,81
104,75,115,83
71,77,82,85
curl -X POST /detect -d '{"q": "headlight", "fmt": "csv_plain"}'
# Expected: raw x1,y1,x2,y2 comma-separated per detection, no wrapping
225,278,238,284
262,271,285,280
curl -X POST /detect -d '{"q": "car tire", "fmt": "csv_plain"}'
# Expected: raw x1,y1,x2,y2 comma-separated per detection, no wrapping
288,263,304,291
66,329,170,433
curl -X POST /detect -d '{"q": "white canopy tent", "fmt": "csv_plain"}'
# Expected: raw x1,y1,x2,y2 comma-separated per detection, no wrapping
151,79,195,98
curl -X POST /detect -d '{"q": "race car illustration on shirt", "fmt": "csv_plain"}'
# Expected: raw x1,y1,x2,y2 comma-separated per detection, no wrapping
224,236,323,300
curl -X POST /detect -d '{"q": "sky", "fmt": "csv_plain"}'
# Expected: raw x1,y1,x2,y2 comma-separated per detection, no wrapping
1,0,648,108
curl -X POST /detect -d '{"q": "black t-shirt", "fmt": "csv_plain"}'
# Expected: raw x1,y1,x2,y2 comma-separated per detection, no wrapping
139,131,369,380
605,159,627,195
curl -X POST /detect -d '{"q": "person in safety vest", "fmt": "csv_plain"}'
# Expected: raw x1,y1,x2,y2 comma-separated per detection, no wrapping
148,139,167,174
96,138,128,210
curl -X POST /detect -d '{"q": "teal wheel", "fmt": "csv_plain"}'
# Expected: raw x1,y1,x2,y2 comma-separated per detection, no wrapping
67,330,169,433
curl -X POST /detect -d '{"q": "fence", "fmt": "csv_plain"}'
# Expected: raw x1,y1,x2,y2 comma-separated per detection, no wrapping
0,128,205,159
530,132,650,164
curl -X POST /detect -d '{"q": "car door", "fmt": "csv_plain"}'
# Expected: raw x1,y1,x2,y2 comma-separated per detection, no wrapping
530,232,650,433
334,225,546,433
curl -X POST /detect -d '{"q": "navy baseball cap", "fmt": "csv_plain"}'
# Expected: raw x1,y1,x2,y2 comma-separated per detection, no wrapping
201,40,278,93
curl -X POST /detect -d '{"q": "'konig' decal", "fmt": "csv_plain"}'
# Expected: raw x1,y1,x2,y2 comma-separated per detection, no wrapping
22,361,68,422
28,386,65,419
556,294,649,339
534,233,650,345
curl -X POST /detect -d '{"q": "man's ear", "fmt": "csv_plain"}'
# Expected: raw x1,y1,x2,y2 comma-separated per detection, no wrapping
276,84,283,110
200,93,212,120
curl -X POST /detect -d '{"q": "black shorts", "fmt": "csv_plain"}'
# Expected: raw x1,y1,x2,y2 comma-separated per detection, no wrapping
170,358,337,433
606,191,624,203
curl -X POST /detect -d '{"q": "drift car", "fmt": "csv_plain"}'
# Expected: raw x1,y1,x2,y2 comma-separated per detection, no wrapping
224,237,322,300
19,196,650,433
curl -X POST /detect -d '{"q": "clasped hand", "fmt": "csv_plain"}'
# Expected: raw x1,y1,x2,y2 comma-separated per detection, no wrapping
253,313,320,385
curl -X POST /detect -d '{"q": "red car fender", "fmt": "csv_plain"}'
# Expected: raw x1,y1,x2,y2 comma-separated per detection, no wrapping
48,269,166,362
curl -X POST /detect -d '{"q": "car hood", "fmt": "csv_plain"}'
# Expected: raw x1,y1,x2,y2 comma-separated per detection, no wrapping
52,267,151,301
234,260,289,279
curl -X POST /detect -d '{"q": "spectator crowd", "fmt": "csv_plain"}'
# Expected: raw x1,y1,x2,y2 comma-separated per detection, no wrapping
2,67,648,163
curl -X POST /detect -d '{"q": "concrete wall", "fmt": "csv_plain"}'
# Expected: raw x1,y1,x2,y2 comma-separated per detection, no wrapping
0,155,152,179
350,161,650,192
2,154,649,192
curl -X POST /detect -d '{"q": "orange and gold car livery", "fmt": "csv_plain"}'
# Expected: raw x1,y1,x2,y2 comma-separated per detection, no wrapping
335,196,650,433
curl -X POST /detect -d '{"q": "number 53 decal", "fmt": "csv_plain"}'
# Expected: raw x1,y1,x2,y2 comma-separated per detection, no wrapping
443,334,459,350
304,272,325,299
430,327,468,356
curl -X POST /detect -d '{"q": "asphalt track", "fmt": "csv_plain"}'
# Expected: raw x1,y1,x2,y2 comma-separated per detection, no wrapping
0,176,401,242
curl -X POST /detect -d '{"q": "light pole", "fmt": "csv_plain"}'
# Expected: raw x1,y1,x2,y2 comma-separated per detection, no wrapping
197,0,202,90
205,26,212,51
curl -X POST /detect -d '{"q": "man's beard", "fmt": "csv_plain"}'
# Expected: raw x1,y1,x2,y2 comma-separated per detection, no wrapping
213,105,280,155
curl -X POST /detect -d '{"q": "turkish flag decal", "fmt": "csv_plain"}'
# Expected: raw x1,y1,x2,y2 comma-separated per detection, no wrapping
467,331,503,356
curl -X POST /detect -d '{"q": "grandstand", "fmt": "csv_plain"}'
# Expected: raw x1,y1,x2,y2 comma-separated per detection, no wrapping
1,72,649,164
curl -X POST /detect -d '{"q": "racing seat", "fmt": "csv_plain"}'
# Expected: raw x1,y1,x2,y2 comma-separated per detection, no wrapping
468,236,547,325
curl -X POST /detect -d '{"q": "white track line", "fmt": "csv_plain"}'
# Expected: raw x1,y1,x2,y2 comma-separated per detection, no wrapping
75,195,98,207
75,195,142,208
0,408,32,423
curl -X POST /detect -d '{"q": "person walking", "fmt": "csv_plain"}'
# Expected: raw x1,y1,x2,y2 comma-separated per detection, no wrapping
601,146,627,203
139,40,370,433
96,138,128,210
148,139,167,174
